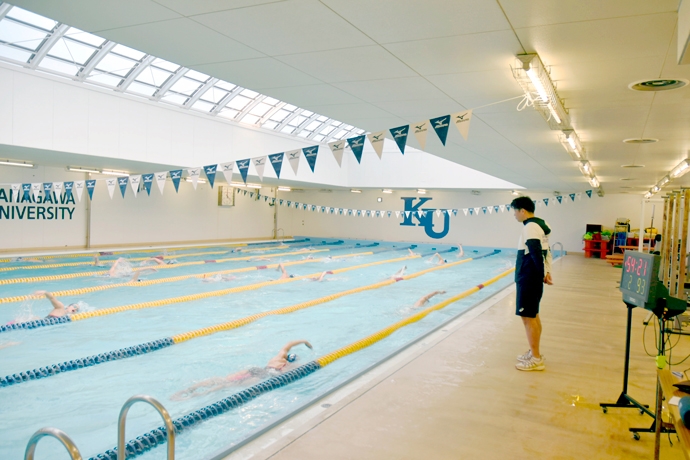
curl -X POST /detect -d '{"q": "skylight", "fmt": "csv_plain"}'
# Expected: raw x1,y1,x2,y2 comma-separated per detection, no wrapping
0,2,363,143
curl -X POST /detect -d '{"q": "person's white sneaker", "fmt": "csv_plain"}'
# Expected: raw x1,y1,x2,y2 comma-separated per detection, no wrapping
517,350,545,362
515,356,545,371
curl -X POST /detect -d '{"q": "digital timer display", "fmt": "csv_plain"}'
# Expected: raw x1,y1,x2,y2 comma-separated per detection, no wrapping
619,251,659,308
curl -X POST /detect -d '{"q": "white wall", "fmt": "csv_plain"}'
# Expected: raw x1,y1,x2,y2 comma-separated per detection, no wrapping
275,189,662,252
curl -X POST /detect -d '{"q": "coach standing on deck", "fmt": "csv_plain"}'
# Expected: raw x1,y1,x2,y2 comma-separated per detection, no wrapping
511,196,553,371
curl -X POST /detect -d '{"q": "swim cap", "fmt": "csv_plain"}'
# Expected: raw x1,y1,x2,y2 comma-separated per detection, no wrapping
286,353,297,362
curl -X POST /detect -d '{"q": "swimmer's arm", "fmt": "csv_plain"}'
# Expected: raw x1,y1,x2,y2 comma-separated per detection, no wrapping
413,291,446,307
279,340,313,357
35,291,65,310
170,377,225,400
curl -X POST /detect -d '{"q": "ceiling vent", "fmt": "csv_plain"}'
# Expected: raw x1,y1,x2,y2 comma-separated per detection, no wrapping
623,138,658,144
621,164,645,168
629,79,688,91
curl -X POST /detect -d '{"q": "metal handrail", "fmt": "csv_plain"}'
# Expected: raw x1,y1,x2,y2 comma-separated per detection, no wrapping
24,427,82,460
551,242,565,259
275,227,284,242
118,395,175,460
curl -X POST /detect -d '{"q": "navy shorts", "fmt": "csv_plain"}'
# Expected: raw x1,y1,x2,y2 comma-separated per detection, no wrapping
515,278,543,318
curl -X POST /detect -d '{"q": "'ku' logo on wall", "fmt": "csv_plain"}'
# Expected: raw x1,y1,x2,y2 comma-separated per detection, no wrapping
400,196,450,239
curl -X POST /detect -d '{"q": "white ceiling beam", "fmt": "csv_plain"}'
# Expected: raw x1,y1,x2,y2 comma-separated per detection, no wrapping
78,41,116,80
184,77,219,107
28,23,69,69
210,86,246,115
152,67,189,100
117,54,155,92
234,95,266,122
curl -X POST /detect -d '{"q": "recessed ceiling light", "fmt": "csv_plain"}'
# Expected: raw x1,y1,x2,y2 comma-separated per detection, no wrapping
621,164,645,168
629,79,688,91
623,138,658,144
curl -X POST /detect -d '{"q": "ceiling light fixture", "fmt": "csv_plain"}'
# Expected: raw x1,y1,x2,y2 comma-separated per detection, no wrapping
277,186,291,192
231,181,261,189
644,191,653,199
658,175,671,187
101,169,130,177
350,189,362,193
1,159,34,168
68,166,101,174
382,189,393,194
671,159,690,179
588,176,600,188
578,160,593,177
417,189,427,194
513,54,570,130
185,178,206,184
560,130,584,159
511,190,521,196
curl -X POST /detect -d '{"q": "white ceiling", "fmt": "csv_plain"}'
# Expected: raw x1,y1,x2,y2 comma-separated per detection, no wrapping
8,0,688,194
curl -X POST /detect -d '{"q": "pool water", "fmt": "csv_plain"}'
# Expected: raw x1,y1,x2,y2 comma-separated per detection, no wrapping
0,239,516,459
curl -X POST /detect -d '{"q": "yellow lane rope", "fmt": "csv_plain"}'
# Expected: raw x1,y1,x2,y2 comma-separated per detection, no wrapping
0,243,250,263
69,253,418,322
316,267,515,367
0,253,364,304
171,255,474,344
0,249,329,286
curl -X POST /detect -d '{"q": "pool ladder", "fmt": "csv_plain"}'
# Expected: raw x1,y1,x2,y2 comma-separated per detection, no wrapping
24,394,176,460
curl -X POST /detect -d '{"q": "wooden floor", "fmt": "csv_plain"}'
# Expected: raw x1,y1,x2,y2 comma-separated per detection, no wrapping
227,255,690,460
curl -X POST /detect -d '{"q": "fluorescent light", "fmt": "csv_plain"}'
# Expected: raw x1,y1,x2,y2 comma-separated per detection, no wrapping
511,190,521,196
588,176,600,188
101,169,129,177
658,175,671,187
68,166,101,174
578,161,592,177
185,178,206,183
526,67,549,102
277,186,291,192
350,189,362,193
377,197,383,202
1,160,34,168
547,102,561,124
644,191,653,199
560,130,583,159
382,189,393,194
417,189,427,194
652,185,661,193
231,181,261,189
671,159,690,178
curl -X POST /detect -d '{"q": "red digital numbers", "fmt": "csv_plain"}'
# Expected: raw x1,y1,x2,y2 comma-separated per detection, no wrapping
624,256,648,277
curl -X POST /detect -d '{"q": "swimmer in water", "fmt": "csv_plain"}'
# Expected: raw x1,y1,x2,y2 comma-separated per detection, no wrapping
408,249,420,257
430,253,447,265
34,291,80,317
413,290,446,307
171,340,313,400
391,266,407,281
456,244,464,258
310,270,333,282
278,263,295,279
0,341,20,350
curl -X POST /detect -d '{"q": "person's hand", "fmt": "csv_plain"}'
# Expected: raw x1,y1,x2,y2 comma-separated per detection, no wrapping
544,273,553,285
34,290,46,296
305,341,313,349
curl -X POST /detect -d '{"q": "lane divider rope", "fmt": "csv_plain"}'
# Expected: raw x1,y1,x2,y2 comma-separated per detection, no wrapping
88,263,513,460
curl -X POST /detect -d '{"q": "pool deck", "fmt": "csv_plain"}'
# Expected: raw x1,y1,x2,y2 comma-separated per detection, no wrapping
224,254,688,460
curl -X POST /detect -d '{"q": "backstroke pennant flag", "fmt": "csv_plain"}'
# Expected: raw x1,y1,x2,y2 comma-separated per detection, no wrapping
30,183,41,201
142,174,154,196
429,114,451,145
253,157,267,181
105,179,116,199
451,109,473,140
268,153,284,178
287,149,301,175
303,146,319,172
118,176,128,198
129,175,141,197
556,195,562,204
86,180,96,200
389,125,409,154
187,168,201,190
586,190,592,198
236,159,251,184
170,169,182,193
52,182,63,201
43,182,52,197
74,181,85,202
412,121,429,149
219,162,234,184
327,141,345,167
347,135,366,164
569,193,576,202
64,182,74,200
155,172,167,195
10,183,19,202
367,131,386,159
203,164,217,188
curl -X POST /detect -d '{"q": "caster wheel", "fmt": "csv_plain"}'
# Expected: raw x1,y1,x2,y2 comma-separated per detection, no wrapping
633,433,640,440
639,409,645,415
602,407,608,414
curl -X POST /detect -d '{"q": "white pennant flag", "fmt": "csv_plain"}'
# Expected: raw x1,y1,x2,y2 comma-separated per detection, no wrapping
451,109,473,140
74,181,85,202
499,205,505,212
412,121,429,149
254,157,267,181
395,210,401,218
187,168,201,190
463,208,468,216
435,209,442,217
404,211,411,218
31,183,41,201
52,182,63,200
130,175,141,197
577,193,582,200
219,162,234,184
286,149,301,175
367,131,386,159
488,206,493,214
106,178,117,199
155,172,167,194
371,210,376,218
11,184,20,202
380,211,385,218
473,207,480,215
328,140,346,167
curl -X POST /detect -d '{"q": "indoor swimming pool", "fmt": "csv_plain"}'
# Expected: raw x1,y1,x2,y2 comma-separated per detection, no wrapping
0,239,516,459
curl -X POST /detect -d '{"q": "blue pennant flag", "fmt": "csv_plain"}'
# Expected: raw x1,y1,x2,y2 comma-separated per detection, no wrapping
468,208,474,215
389,125,409,154
429,115,451,145
544,198,549,206
118,176,129,198
203,164,217,188
43,183,52,195
279,199,284,206
347,135,366,164
237,159,250,183
569,193,576,202
586,190,592,198
287,200,291,207
268,153,284,178
21,183,31,200
248,192,254,198
63,182,74,200
556,196,562,204
86,180,96,200
505,204,511,211
302,146,319,172
482,207,487,214
142,174,153,195
494,206,500,213
170,169,182,193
